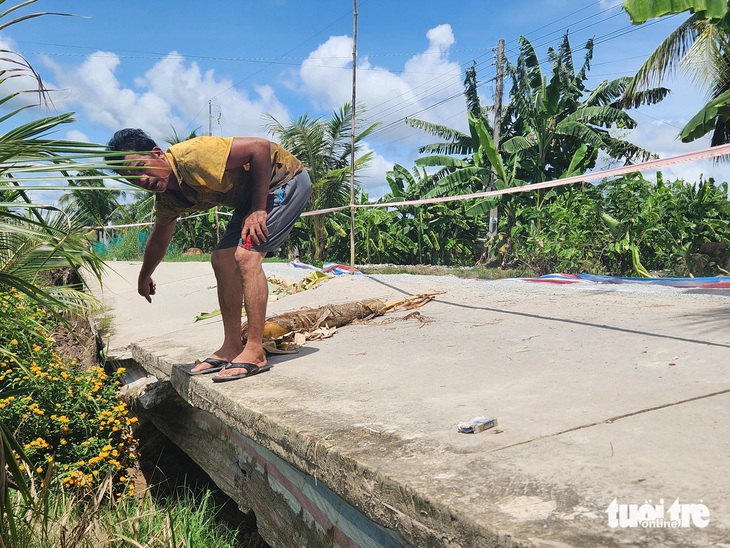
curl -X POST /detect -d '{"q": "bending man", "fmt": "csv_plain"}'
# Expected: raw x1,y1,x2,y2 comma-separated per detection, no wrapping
107,129,311,382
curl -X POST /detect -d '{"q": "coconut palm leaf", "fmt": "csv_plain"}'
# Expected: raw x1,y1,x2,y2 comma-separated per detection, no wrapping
620,10,730,144
265,104,379,261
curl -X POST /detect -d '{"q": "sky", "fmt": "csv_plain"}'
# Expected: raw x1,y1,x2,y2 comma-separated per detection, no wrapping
2,0,728,199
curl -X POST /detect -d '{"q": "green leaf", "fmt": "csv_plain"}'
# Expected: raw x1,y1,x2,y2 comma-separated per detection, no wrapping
469,111,508,182
414,155,469,168
564,144,588,177
622,0,730,24
679,88,730,141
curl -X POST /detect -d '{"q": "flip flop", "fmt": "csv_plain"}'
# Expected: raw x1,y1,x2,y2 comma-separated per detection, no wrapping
212,362,272,383
187,357,230,376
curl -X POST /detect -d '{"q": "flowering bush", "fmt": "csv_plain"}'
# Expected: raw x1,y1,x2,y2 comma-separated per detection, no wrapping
0,288,137,497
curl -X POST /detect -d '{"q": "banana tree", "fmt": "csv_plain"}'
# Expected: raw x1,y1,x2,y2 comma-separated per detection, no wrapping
503,33,663,187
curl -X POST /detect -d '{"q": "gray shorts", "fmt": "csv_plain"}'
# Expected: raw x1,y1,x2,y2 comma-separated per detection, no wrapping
216,170,311,255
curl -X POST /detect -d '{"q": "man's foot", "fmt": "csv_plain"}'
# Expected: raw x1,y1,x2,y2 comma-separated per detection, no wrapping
212,362,272,383
190,357,230,375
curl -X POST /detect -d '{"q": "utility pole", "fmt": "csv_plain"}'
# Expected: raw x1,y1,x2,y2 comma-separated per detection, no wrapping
492,39,504,151
489,39,505,241
208,100,213,137
349,0,358,275
209,99,219,239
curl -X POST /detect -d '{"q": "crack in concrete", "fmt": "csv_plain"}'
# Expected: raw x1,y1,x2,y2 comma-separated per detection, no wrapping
492,387,730,452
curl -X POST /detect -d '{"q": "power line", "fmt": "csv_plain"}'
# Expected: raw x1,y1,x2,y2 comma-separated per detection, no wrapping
14,1,696,151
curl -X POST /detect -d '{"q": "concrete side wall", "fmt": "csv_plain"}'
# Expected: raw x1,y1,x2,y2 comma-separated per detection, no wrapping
145,398,410,547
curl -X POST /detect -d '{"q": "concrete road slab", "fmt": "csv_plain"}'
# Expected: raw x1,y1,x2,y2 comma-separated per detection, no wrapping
94,261,730,547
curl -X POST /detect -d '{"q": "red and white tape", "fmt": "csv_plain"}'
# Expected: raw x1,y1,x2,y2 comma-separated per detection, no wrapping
94,143,730,229
301,143,730,217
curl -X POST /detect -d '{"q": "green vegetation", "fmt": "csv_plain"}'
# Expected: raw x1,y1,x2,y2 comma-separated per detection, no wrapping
7,487,242,548
1,0,729,542
622,0,730,144
505,174,730,276
39,28,724,280
0,289,137,496
360,264,526,279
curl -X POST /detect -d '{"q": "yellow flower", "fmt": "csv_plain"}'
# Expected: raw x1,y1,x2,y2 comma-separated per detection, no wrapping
10,339,18,346
36,467,43,474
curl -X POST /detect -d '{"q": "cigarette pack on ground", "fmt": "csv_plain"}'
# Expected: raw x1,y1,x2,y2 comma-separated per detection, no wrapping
458,417,498,434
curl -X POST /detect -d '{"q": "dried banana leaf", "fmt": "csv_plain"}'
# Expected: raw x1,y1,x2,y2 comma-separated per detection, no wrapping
242,291,443,343
194,271,331,322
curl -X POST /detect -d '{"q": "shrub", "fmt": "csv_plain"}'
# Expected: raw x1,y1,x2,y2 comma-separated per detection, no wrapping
0,288,137,498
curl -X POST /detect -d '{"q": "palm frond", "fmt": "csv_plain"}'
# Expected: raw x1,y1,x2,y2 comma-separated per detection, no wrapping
406,117,471,147
622,15,705,96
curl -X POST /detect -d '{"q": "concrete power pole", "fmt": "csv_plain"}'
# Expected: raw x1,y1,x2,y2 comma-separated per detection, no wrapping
489,39,505,241
208,100,213,137
349,0,358,275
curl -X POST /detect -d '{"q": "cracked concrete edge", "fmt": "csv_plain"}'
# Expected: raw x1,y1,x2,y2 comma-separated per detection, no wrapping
128,343,529,548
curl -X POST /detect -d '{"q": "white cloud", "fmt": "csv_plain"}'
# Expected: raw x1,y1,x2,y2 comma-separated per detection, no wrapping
45,51,292,145
356,143,394,199
299,25,466,147
64,129,89,142
624,118,730,183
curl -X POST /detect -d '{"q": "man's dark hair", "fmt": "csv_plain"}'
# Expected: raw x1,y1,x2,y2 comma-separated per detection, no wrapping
105,128,158,169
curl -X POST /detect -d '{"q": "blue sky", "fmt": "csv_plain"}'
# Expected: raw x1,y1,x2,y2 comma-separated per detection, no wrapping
2,0,727,198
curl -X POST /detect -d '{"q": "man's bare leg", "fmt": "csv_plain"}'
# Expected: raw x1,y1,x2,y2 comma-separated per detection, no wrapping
190,247,245,373
214,246,268,378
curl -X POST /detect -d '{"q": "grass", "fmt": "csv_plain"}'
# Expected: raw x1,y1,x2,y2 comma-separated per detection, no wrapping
358,264,530,280
8,486,243,548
